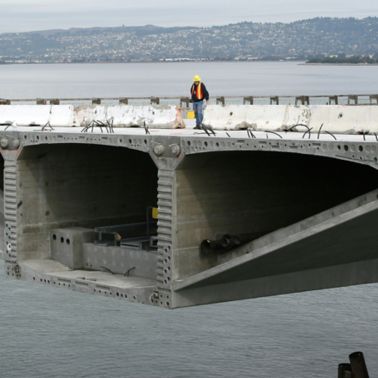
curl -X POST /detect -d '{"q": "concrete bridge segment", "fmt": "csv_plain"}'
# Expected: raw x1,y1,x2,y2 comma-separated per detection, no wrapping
0,104,377,308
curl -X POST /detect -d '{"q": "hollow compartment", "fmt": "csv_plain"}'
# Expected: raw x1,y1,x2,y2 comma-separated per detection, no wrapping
175,151,378,278
16,144,158,298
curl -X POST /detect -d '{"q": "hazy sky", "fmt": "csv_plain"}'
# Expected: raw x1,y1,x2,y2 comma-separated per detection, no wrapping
1,0,378,33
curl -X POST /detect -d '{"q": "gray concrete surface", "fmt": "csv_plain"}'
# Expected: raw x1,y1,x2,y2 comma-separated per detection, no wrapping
1,104,377,308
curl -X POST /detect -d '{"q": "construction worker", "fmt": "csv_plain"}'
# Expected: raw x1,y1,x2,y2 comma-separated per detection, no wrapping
190,75,209,129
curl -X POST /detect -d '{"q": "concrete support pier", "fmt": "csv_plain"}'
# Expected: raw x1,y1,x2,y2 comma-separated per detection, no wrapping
0,103,377,308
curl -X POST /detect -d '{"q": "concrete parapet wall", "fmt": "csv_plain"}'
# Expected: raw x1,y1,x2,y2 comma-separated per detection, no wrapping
1,104,378,134
0,105,75,127
75,105,181,128
203,105,378,133
0,105,181,128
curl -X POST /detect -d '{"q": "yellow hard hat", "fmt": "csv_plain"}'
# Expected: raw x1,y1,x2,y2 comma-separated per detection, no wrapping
193,74,201,82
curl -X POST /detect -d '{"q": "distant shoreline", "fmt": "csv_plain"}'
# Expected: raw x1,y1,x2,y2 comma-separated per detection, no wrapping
1,18,377,69
2,60,378,66
0,60,304,66
304,62,378,66
1,60,378,67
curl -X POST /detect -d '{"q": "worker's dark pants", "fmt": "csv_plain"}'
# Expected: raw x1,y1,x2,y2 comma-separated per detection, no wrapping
193,100,204,126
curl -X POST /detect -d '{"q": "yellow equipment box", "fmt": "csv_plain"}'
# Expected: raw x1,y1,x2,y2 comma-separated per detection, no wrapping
152,207,159,220
186,110,195,119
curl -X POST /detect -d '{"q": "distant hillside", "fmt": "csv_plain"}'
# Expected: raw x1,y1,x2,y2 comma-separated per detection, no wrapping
0,17,377,64
307,54,378,64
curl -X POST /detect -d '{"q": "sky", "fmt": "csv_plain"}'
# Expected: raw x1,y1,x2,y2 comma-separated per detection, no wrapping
0,0,378,33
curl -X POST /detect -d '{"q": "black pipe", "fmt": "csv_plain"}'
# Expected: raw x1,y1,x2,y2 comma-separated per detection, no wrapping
200,233,255,255
349,351,369,378
338,363,352,378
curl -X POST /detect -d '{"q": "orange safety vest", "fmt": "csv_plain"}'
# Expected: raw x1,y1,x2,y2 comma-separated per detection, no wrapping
192,83,203,100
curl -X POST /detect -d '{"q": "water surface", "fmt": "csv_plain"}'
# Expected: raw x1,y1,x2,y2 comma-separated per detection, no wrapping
0,61,377,99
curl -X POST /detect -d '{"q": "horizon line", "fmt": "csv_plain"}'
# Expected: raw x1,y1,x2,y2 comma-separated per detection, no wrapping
1,15,377,35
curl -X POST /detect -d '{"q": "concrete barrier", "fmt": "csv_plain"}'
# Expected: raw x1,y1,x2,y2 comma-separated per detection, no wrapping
0,105,74,127
203,105,378,134
74,105,181,127
1,104,378,134
0,105,183,128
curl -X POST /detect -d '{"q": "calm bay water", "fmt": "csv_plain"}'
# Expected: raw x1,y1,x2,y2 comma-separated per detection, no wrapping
0,61,378,98
0,62,378,378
